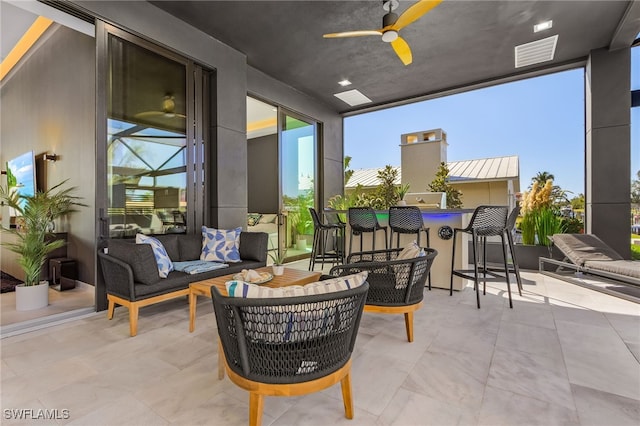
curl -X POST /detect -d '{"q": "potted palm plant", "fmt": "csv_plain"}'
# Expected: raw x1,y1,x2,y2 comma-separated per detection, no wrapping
396,183,411,206
0,180,84,310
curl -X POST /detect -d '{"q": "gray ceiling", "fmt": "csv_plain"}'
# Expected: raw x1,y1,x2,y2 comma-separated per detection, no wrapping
152,1,637,114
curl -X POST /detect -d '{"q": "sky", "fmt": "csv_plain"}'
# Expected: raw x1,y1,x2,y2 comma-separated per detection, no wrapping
345,48,640,198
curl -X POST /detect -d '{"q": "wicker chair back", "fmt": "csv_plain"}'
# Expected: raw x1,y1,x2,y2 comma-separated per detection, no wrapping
331,248,437,306
211,283,369,385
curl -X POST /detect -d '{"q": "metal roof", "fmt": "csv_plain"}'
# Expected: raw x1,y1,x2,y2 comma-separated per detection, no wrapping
346,156,519,189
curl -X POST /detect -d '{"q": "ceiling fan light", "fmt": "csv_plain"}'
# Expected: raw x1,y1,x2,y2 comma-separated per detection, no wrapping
382,0,399,12
382,30,398,42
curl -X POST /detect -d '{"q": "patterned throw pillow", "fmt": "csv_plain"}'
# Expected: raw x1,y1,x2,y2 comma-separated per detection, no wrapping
225,271,368,298
201,226,242,263
135,234,174,278
247,213,262,227
396,240,422,260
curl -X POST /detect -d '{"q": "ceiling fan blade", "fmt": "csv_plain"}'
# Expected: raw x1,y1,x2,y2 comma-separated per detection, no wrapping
134,111,164,118
323,30,382,38
391,36,413,65
393,0,442,31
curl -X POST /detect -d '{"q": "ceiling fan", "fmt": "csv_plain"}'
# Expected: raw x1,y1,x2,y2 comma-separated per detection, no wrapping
135,95,185,120
323,0,442,66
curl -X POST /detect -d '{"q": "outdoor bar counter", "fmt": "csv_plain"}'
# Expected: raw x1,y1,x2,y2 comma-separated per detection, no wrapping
340,208,475,291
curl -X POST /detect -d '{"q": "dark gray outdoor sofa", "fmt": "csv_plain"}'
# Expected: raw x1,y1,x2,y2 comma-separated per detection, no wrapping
98,231,268,336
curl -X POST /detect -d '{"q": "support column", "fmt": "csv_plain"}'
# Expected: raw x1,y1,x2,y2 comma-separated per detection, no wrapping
209,57,249,229
585,47,631,257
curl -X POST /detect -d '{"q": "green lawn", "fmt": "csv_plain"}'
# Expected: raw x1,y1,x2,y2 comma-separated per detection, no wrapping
632,234,640,260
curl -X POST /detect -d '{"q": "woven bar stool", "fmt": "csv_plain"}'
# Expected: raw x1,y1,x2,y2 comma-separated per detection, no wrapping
324,208,346,264
347,207,388,256
478,206,524,296
450,205,514,309
308,207,344,271
505,206,523,294
388,206,431,248
389,206,432,289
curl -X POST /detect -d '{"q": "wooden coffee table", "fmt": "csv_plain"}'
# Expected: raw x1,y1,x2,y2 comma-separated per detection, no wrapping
188,266,322,333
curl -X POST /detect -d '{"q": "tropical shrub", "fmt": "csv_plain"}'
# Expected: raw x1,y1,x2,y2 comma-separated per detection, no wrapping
520,179,566,245
427,162,462,208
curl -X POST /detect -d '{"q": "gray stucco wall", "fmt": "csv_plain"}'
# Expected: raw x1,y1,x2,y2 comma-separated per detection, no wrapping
0,24,96,284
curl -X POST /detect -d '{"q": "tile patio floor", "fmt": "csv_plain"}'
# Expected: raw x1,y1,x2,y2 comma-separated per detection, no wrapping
1,265,639,425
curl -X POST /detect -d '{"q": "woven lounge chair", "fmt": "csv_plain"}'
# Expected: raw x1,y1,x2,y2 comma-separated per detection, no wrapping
540,234,640,287
328,247,437,342
211,282,369,426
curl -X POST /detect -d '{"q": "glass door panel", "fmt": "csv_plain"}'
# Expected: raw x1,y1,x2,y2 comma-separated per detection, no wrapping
246,97,280,258
280,112,316,260
107,34,188,237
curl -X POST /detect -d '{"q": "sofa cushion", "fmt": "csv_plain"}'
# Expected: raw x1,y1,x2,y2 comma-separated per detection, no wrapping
108,239,160,285
201,226,241,263
134,271,191,298
178,234,203,261
154,234,180,262
239,232,269,263
136,234,174,278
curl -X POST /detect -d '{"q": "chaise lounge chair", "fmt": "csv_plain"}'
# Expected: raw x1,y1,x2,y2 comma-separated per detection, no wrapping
539,234,640,295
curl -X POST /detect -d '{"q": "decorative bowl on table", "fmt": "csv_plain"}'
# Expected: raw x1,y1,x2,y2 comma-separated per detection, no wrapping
233,269,273,284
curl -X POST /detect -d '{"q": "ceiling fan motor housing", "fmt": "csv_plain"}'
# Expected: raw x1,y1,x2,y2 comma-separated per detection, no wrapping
383,12,399,28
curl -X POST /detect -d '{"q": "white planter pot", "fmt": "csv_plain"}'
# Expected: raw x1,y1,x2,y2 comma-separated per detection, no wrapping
15,281,49,311
272,265,285,276
296,238,307,251
397,200,407,206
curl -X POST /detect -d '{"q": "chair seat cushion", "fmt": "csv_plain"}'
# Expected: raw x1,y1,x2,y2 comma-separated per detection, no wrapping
551,234,623,266
584,260,640,279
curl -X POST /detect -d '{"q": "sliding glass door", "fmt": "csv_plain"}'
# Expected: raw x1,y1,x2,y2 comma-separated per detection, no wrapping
101,25,208,240
246,98,319,262
280,111,317,260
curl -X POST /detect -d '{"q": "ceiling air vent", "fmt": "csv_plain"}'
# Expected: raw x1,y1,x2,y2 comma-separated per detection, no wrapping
334,89,372,107
514,35,558,68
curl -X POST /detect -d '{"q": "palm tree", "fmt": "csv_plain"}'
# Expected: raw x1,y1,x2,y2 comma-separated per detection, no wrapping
532,171,555,186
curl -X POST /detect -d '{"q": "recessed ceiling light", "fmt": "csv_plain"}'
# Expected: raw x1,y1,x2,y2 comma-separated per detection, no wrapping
534,20,553,33
338,79,352,87
334,89,372,107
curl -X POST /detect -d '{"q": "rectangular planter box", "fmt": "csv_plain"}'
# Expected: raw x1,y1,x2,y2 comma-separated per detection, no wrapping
467,241,564,270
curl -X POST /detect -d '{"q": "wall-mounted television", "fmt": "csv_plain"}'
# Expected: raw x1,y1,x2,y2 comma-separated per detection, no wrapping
6,151,36,210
